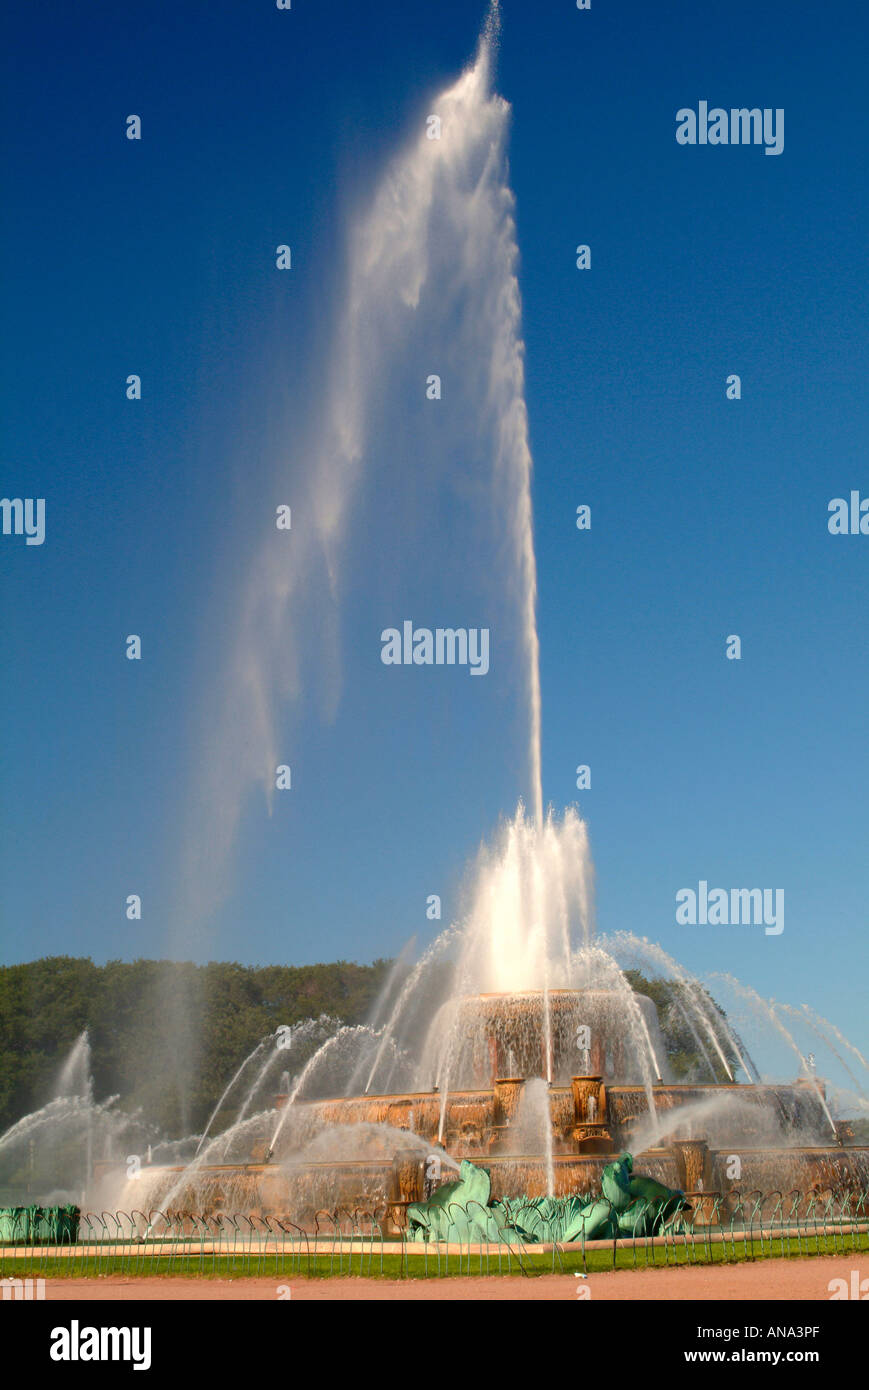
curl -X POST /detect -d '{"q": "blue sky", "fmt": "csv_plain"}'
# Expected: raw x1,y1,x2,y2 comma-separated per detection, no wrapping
1,0,867,1051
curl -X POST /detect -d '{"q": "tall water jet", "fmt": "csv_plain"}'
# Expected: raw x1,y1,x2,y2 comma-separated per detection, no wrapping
363,926,458,1095
609,933,758,1083
798,1006,869,1090
178,0,544,943
450,805,594,997
709,974,839,1139
778,1003,867,1100
54,1031,92,1101
195,1037,269,1155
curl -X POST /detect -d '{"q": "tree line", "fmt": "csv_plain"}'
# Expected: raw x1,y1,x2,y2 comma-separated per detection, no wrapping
0,956,390,1135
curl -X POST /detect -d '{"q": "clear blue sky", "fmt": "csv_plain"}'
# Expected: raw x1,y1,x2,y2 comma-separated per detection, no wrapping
1,1,867,1052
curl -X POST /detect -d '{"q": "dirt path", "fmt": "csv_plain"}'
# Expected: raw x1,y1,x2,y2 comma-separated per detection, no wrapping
37,1253,868,1300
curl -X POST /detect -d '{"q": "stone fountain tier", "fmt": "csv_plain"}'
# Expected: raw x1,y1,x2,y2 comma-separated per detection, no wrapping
302,1075,843,1158
99,1072,869,1229
95,990,869,1226
116,1070,869,1225
440,988,668,1087
115,1136,869,1230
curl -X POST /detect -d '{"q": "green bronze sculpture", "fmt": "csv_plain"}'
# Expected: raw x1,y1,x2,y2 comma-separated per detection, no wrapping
406,1153,691,1244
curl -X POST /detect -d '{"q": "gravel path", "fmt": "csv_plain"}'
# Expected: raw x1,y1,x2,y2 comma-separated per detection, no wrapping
37,1253,869,1301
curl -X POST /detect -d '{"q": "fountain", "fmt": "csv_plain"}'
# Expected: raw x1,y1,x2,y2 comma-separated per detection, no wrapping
76,921,867,1229
72,807,866,1222
2,4,867,1235
6,941,867,1231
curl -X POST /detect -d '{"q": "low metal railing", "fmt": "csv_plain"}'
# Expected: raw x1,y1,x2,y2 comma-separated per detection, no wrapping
0,1186,866,1280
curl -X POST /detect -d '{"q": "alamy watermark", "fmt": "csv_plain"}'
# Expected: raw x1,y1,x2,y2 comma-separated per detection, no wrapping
828,490,869,534
49,1322,151,1370
381,621,489,675
676,881,784,936
1,497,45,546
828,1270,869,1299
676,103,784,156
2,1277,45,1300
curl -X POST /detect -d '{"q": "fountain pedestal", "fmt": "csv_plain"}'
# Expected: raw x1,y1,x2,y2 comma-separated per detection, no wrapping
386,1149,426,1235
570,1075,612,1151
494,1077,524,1125
671,1139,711,1195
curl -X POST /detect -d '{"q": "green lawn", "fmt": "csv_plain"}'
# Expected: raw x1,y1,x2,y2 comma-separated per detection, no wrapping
2,1231,866,1280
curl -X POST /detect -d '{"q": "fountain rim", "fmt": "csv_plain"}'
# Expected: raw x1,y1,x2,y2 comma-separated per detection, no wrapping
292,1076,823,1105
461,988,640,999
